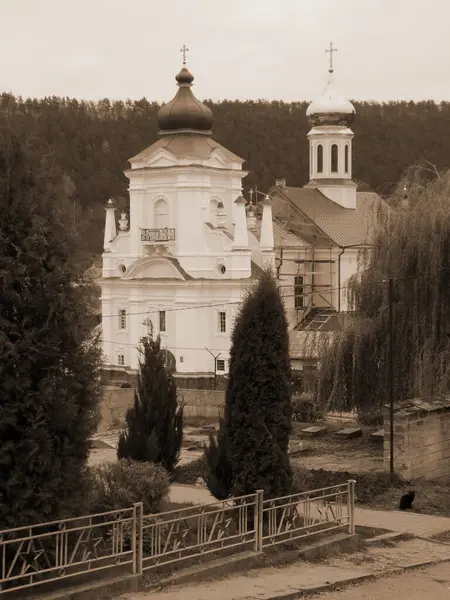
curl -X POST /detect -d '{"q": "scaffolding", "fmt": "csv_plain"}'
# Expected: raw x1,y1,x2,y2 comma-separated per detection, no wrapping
275,214,337,332
252,186,338,332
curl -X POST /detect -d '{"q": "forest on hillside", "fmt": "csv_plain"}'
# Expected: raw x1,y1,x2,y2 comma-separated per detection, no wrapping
1,93,449,257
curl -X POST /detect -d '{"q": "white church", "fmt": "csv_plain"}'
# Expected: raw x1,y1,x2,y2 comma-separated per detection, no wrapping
100,50,388,382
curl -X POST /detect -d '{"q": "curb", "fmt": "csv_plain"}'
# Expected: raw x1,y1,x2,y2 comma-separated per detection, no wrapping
264,556,450,600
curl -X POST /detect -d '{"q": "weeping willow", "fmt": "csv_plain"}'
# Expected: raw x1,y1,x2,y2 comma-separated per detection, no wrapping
317,168,450,423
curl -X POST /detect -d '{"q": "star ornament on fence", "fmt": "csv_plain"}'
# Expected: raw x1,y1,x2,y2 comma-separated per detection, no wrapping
20,540,46,574
215,516,233,540
80,530,104,562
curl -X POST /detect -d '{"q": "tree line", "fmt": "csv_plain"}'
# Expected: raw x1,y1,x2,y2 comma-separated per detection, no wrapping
1,93,450,259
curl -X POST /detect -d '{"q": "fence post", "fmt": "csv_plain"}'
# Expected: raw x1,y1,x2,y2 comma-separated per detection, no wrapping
347,480,356,535
254,490,264,553
132,502,144,575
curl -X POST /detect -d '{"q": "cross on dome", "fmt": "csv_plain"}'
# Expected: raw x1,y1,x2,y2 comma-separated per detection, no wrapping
325,42,337,74
306,44,355,126
180,44,189,66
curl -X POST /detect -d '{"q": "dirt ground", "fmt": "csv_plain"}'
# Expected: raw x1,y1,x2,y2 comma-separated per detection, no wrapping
89,416,450,518
89,416,383,473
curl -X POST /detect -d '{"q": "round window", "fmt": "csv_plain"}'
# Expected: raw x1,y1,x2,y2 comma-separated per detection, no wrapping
119,264,127,274
218,264,226,275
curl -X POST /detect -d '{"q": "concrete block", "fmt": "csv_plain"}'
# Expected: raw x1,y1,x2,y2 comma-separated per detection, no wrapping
371,429,384,442
301,425,328,437
336,427,362,439
288,441,312,455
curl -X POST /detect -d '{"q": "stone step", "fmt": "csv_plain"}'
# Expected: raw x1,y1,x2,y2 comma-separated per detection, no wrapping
371,429,384,441
301,425,328,437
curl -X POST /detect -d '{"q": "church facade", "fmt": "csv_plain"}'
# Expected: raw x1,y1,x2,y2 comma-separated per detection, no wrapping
100,55,387,381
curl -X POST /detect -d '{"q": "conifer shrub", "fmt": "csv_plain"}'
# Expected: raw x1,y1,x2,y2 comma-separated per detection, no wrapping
0,129,101,529
117,335,183,473
204,418,233,499
204,270,293,500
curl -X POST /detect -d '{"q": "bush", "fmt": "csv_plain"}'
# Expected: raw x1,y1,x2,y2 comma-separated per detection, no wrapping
88,459,170,515
291,393,324,423
173,456,208,484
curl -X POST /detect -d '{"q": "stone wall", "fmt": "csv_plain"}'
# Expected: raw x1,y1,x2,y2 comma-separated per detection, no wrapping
99,386,134,432
180,389,225,418
384,398,450,481
99,386,224,431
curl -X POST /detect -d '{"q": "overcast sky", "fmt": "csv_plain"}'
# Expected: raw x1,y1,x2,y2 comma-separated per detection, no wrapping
0,0,447,103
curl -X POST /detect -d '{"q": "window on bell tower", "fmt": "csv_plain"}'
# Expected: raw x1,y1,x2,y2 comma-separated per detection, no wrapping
317,144,323,173
344,144,349,174
331,144,338,173
154,198,169,229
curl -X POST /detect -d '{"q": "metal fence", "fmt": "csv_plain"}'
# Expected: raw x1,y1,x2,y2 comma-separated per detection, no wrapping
0,505,138,595
141,492,260,570
262,481,355,547
0,481,355,595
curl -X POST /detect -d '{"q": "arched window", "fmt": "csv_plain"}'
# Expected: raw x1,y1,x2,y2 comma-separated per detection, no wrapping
344,144,349,173
154,198,169,229
317,145,323,173
331,144,338,173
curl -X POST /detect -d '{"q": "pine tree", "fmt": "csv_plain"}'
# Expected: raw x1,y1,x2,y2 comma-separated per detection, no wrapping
0,128,101,529
205,270,293,499
117,335,183,473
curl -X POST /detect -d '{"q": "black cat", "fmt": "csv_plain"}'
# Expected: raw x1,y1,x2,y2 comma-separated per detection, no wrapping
399,490,415,510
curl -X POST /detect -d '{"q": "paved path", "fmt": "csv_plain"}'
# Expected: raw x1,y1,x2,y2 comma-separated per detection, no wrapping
308,563,450,600
170,484,450,539
355,507,450,538
120,538,450,600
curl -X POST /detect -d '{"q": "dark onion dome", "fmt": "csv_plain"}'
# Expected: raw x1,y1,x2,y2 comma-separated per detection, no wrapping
157,67,214,135
306,77,355,127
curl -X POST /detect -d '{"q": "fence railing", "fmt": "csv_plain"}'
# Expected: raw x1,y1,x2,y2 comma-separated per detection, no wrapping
262,482,355,547
0,506,136,595
141,492,259,570
0,481,355,595
141,228,176,243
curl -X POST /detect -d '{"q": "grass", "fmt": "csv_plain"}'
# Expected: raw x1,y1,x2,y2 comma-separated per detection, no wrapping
173,456,450,518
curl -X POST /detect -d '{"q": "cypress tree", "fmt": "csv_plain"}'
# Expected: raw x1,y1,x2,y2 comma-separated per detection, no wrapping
117,335,183,473
205,270,293,499
0,128,101,529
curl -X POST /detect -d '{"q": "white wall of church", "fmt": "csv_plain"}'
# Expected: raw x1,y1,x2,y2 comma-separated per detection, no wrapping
101,280,243,375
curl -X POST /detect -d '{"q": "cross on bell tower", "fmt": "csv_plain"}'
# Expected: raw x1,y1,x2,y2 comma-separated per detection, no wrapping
325,42,337,74
180,44,189,66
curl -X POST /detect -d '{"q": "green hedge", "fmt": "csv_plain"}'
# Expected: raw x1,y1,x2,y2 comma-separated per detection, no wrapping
88,459,170,514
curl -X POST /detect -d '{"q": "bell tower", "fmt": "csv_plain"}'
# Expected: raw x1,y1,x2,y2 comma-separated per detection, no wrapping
305,43,357,209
